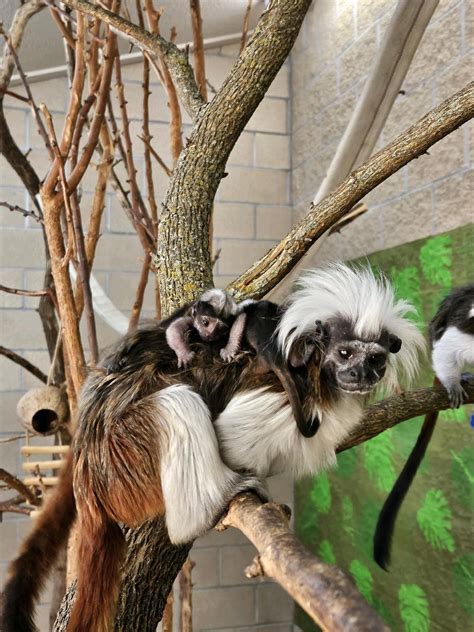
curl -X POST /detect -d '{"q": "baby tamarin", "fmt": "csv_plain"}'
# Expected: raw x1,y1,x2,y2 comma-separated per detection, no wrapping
374,283,474,569
107,289,321,438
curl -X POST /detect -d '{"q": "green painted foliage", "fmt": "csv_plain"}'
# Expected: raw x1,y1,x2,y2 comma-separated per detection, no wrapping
439,407,466,423
391,416,429,474
356,499,380,561
399,584,430,632
296,500,318,544
363,431,396,492
419,235,452,287
336,448,358,478
342,495,355,544
350,560,374,604
318,539,336,565
417,489,455,552
450,447,474,509
310,472,331,514
453,554,474,617
390,265,423,326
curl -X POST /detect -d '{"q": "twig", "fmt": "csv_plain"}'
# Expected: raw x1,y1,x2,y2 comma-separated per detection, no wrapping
0,503,32,516
0,200,43,223
128,252,151,332
48,4,76,49
0,345,48,383
228,82,474,300
0,283,48,297
3,89,30,103
0,467,41,506
61,0,205,119
144,0,184,163
162,592,173,632
240,0,252,54
0,435,25,444
0,28,54,158
189,0,207,101
138,134,172,177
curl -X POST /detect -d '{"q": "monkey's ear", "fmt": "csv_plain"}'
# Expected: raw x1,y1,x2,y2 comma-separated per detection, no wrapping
191,302,200,318
289,337,316,367
388,334,402,354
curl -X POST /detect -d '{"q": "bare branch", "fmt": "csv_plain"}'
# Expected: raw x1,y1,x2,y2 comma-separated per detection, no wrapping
128,253,151,332
240,0,253,54
221,494,389,631
189,0,207,101
0,200,43,223
0,283,48,297
0,468,41,506
139,134,172,177
0,345,48,384
60,0,205,118
228,82,474,300
339,381,474,453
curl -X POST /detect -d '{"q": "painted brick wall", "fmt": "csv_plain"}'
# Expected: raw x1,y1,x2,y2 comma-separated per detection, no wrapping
0,42,294,631
290,0,473,266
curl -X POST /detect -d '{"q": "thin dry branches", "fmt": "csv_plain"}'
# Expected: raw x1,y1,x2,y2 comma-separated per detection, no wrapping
0,200,43,223
189,0,207,101
0,468,41,506
240,0,253,53
0,345,48,383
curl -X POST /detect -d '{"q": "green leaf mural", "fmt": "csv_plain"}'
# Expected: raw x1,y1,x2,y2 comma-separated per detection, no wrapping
355,499,380,561
310,472,331,514
419,235,452,287
342,496,355,544
363,431,396,492
390,265,423,326
450,447,474,508
318,539,336,565
391,416,428,473
336,448,357,478
439,407,466,423
350,560,374,604
417,489,455,552
399,584,430,632
453,554,474,617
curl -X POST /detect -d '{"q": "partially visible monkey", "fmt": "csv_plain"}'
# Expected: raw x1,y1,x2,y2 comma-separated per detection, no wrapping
373,283,474,570
1,264,425,632
220,299,324,437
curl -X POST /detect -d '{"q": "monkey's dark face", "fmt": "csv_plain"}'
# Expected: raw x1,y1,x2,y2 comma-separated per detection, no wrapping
321,319,401,394
192,301,229,342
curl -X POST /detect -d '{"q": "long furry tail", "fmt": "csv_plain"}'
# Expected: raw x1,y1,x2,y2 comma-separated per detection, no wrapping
273,365,320,438
373,409,438,570
1,451,76,632
67,499,126,632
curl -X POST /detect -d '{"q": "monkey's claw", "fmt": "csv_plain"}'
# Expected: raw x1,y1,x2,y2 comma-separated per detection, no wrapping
177,351,196,368
447,383,466,409
220,347,237,362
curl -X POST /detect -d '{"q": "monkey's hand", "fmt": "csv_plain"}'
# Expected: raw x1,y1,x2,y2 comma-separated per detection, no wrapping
447,382,467,409
220,345,238,363
176,350,196,368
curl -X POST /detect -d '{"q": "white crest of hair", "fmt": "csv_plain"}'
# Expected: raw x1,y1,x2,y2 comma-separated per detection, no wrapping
215,388,363,479
200,288,240,317
277,263,425,392
154,384,267,544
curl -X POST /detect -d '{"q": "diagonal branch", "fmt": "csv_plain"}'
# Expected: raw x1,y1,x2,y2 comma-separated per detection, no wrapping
60,0,204,118
227,81,474,300
221,494,389,631
0,345,48,383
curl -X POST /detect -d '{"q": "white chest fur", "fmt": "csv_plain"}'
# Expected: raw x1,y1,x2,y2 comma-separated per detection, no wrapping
214,388,364,479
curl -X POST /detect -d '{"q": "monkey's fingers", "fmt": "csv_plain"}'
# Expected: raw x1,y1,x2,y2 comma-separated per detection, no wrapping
447,383,467,409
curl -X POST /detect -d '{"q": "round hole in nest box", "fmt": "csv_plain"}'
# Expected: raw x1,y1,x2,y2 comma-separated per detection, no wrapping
32,409,59,434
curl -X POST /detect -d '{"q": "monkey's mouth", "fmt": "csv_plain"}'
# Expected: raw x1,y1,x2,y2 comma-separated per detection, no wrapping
336,379,377,395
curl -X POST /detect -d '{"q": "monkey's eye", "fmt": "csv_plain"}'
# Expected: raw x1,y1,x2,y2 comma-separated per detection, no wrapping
339,349,352,359
368,353,385,368
202,318,210,327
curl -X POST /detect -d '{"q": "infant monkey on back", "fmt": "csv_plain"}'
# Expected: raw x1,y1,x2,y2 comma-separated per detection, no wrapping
113,289,322,438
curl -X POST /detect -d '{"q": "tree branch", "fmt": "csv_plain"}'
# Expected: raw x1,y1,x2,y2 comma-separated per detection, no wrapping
60,0,204,119
0,345,48,383
221,494,389,631
338,381,474,453
228,81,474,300
0,468,41,506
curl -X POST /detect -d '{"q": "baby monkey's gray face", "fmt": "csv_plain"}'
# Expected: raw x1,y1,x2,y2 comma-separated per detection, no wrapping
321,317,402,394
192,300,230,342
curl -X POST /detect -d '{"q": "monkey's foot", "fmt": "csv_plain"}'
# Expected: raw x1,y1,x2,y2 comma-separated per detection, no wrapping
177,350,196,368
447,382,467,409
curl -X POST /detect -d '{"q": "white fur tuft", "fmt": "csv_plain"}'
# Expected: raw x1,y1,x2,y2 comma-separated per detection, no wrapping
277,263,425,393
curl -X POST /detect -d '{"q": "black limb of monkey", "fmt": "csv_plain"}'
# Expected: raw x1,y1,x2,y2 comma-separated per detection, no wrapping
221,300,322,438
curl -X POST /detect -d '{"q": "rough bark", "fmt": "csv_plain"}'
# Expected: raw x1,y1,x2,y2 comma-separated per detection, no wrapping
228,81,474,300
221,494,389,632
